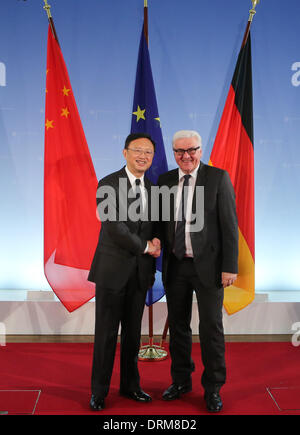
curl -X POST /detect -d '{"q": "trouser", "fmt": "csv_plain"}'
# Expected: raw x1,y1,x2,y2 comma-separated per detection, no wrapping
166,255,226,393
91,270,147,398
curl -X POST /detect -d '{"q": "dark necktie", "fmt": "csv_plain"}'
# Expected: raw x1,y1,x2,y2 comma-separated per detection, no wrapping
135,178,143,215
174,174,191,260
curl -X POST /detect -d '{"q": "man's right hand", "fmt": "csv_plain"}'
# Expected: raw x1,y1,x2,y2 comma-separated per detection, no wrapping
147,238,161,258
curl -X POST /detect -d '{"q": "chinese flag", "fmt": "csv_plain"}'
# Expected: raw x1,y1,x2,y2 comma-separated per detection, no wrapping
44,26,99,312
209,32,255,315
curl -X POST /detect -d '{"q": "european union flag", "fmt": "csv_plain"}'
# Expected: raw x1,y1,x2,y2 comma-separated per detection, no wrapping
131,24,168,305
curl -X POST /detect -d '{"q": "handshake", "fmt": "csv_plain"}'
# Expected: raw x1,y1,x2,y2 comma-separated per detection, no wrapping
147,238,161,258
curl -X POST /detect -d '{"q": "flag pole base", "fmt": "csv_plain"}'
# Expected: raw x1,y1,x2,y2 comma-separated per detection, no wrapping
138,343,168,361
139,336,168,361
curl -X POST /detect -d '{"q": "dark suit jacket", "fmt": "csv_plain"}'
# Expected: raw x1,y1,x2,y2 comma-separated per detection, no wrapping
88,167,156,292
158,162,238,289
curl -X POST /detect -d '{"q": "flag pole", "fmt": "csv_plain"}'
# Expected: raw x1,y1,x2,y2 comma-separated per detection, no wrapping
208,0,257,314
143,0,154,353
241,0,260,48
144,0,149,44
138,0,167,361
159,0,260,347
43,0,59,44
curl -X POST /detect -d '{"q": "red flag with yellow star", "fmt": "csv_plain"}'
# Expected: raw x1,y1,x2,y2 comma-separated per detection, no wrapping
44,25,99,312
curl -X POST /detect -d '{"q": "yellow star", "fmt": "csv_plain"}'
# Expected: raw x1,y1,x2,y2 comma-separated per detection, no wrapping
61,107,70,118
154,117,161,127
62,85,71,96
45,119,54,130
133,105,146,122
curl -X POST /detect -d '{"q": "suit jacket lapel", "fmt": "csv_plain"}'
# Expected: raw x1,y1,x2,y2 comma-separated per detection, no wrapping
117,166,136,223
190,162,207,253
167,170,179,242
192,161,207,214
142,177,152,223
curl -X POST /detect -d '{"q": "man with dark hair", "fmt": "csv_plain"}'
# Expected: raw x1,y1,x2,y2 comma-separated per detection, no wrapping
124,132,156,151
89,132,160,411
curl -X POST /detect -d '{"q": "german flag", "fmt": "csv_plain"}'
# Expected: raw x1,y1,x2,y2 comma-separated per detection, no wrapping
209,30,255,315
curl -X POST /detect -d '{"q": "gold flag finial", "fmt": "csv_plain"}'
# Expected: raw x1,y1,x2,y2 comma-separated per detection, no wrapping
43,0,52,19
144,0,148,7
248,0,259,22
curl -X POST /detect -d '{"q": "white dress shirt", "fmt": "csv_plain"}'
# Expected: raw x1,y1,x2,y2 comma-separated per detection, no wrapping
125,166,147,211
175,164,200,257
125,166,148,253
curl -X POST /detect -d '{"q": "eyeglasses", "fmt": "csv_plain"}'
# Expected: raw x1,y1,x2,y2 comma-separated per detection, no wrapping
127,148,154,157
173,146,200,157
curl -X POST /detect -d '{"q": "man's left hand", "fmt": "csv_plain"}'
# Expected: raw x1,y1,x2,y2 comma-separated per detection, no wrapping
221,272,237,288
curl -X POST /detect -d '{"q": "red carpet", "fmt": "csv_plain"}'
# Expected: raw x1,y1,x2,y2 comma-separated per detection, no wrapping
0,342,300,415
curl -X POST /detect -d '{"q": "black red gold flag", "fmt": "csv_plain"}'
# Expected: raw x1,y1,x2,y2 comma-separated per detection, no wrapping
209,33,255,315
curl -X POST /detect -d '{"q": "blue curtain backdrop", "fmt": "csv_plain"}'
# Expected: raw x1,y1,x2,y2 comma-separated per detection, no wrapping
0,0,299,295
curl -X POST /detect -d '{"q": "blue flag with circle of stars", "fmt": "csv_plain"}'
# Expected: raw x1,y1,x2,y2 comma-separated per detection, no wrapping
131,23,168,306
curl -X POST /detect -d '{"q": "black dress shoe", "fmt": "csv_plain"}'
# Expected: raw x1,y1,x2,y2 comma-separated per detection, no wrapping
204,392,223,412
90,394,105,411
120,389,152,402
162,382,192,401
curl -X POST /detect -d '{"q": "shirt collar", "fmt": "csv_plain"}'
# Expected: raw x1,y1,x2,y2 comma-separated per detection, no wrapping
125,166,145,186
178,163,200,181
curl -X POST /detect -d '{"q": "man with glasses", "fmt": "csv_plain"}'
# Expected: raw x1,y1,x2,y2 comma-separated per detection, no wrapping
158,130,238,412
88,132,160,411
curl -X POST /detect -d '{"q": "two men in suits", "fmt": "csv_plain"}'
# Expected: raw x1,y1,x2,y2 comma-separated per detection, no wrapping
158,130,238,412
88,129,238,412
88,132,160,411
